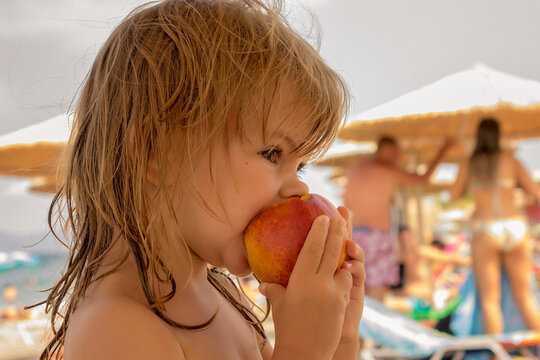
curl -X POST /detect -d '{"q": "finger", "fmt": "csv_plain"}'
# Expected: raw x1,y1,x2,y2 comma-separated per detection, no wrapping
345,289,350,304
333,268,353,294
352,262,366,291
259,282,286,308
346,240,364,263
318,217,346,275
342,260,365,283
292,215,330,276
337,206,352,241
343,260,366,300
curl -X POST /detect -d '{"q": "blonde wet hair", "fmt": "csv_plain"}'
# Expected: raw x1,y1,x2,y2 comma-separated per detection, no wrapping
36,0,348,358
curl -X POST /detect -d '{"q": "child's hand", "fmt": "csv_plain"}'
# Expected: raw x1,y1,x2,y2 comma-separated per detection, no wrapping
259,215,353,360
335,206,365,348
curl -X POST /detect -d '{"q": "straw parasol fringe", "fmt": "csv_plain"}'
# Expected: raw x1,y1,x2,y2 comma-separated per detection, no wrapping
0,114,69,193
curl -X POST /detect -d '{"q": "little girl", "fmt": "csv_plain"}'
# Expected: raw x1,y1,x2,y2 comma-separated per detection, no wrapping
38,1,365,359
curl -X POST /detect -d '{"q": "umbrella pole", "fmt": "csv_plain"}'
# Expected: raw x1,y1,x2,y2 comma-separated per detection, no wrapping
411,149,436,302
414,188,425,243
411,150,425,245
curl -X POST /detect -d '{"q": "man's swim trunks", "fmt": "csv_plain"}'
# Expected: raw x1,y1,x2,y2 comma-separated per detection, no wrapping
352,226,399,288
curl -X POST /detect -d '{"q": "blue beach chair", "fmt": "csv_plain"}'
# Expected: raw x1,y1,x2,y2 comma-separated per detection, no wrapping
450,268,540,337
359,296,540,360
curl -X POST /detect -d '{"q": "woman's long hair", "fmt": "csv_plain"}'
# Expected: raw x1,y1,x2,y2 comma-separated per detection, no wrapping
33,1,349,359
469,117,501,183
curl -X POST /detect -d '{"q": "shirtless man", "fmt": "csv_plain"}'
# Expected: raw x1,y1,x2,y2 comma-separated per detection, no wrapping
343,136,453,301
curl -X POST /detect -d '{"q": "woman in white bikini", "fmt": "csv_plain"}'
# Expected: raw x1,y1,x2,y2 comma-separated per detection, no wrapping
451,117,540,334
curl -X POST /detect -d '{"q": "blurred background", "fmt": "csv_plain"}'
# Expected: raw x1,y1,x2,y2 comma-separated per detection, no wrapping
2,0,540,243
1,0,540,358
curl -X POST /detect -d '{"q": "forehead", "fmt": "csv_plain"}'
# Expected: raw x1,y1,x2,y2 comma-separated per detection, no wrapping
270,94,310,136
243,84,311,146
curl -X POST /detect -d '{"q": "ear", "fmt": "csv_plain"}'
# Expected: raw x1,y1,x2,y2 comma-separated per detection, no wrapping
146,154,161,186
127,121,161,186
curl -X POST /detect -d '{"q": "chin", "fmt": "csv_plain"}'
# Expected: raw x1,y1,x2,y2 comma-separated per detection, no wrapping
230,268,253,278
226,259,253,278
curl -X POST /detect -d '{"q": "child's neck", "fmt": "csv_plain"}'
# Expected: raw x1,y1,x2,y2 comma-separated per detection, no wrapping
89,233,220,324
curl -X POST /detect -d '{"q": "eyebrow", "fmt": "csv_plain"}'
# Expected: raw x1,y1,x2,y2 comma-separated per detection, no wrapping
273,131,300,152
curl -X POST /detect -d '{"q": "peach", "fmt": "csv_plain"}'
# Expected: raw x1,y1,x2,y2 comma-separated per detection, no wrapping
244,194,347,287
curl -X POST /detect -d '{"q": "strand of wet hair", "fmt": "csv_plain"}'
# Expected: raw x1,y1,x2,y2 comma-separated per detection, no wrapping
207,267,269,346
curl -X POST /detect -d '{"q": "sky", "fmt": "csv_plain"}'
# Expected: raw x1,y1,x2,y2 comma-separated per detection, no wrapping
1,0,540,244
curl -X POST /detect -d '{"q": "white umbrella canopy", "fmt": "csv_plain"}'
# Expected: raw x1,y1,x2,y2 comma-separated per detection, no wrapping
0,114,71,193
337,63,540,245
339,63,540,144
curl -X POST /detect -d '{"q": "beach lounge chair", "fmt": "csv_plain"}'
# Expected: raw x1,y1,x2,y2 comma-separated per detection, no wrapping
0,316,48,359
358,296,540,360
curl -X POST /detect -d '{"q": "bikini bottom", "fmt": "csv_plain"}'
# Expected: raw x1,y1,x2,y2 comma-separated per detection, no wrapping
471,216,528,252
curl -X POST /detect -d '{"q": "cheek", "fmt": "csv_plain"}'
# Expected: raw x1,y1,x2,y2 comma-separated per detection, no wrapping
217,148,265,195
236,161,278,201
217,161,277,226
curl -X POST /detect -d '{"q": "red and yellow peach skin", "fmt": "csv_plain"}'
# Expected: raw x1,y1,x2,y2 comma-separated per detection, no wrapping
244,194,347,287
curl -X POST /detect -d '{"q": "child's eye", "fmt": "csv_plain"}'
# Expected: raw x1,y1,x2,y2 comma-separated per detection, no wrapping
259,147,282,164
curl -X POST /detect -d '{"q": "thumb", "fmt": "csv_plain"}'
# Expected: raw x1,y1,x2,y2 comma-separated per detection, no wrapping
259,282,286,307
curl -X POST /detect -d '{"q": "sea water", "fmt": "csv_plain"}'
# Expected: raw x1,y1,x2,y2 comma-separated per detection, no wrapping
0,252,67,309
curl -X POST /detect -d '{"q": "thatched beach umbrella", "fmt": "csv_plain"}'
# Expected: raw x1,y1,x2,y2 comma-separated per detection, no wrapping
0,114,70,193
337,64,540,242
340,63,540,144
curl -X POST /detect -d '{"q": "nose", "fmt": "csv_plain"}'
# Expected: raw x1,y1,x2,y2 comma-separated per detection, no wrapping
278,173,309,200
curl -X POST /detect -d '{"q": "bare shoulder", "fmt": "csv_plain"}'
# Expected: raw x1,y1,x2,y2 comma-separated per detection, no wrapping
350,160,389,176
345,161,367,177
500,150,521,169
501,149,516,159
65,297,184,360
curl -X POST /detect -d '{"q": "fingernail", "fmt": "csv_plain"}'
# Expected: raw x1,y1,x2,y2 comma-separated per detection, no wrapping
319,215,330,226
258,283,266,296
338,218,346,232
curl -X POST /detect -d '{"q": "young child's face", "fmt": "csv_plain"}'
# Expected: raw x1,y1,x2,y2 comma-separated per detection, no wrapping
171,88,311,276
